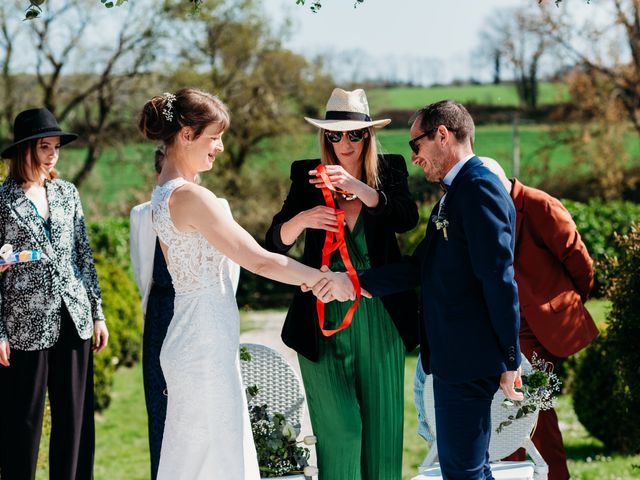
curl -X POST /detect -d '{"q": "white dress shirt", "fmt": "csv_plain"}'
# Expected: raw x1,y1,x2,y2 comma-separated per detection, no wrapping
439,153,476,208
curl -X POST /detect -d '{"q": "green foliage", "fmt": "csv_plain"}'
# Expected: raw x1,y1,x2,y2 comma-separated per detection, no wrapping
23,0,133,19
87,217,132,274
249,405,312,477
573,227,640,453
572,335,631,453
93,254,143,411
399,200,640,296
563,200,640,296
496,353,562,434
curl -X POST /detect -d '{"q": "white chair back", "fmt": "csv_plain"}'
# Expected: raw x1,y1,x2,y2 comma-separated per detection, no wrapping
239,343,306,428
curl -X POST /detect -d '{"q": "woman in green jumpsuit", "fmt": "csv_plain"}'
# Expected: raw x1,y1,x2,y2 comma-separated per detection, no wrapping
265,88,420,479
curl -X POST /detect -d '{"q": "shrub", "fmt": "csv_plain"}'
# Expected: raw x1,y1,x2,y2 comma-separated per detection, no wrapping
236,269,295,310
87,218,132,274
572,226,640,453
398,200,640,298
93,254,143,411
572,335,629,451
563,200,640,296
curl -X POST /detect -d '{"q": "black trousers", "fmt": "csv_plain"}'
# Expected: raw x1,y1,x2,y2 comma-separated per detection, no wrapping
0,307,94,480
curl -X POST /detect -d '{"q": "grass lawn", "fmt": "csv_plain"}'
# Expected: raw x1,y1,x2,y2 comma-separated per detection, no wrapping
367,82,570,112
34,299,633,479
402,354,640,480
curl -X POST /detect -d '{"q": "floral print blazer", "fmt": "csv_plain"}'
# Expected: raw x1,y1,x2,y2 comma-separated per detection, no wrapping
0,176,105,351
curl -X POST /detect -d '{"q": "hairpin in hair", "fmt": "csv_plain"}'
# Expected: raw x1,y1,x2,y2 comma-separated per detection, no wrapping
162,92,177,122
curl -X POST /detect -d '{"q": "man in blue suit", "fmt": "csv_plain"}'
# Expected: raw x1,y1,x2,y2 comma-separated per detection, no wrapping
353,100,523,479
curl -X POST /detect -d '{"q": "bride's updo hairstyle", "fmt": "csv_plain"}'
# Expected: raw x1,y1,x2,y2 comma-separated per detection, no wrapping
139,88,230,145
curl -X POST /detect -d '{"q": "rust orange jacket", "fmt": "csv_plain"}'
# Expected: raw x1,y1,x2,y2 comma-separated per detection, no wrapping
511,178,598,358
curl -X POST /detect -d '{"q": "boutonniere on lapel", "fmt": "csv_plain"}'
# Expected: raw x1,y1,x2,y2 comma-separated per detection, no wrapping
431,209,449,241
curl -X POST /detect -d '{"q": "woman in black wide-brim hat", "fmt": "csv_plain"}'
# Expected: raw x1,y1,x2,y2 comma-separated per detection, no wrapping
265,88,420,480
0,108,109,479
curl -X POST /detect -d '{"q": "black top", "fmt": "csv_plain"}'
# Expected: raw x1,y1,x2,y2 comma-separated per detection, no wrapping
265,154,421,361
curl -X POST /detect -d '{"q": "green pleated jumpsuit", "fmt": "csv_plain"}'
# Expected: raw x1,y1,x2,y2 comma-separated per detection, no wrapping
298,213,406,480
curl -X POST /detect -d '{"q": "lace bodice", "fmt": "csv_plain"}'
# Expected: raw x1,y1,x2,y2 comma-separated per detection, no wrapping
151,178,233,296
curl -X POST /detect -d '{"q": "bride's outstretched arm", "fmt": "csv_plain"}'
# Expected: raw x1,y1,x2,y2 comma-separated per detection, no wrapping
169,183,355,300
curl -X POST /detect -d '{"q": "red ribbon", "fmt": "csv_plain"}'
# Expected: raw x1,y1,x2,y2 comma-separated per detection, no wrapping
315,164,361,337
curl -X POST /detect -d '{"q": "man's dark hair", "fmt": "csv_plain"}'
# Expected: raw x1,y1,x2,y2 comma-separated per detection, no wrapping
410,100,475,147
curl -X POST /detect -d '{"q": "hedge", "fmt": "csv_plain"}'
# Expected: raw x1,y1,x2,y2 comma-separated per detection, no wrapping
398,199,640,298
573,227,640,453
88,218,142,412
93,254,143,412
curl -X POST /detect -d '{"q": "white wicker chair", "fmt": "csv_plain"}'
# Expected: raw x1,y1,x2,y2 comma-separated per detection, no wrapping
413,357,548,480
240,343,314,480
240,342,306,428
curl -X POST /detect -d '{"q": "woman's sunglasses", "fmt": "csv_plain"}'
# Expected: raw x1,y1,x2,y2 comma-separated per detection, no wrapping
324,129,367,144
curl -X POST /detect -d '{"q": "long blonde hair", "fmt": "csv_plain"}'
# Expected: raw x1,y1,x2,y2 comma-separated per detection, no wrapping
318,127,380,188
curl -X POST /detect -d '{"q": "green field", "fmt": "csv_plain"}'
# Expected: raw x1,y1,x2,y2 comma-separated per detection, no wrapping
46,78,637,220
367,82,570,113
63,124,640,220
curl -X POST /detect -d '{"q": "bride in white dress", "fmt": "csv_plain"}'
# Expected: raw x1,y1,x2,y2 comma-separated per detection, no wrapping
139,88,355,480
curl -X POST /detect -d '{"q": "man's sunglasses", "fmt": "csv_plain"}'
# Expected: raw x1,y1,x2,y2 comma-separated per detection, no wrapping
324,129,367,144
408,127,458,154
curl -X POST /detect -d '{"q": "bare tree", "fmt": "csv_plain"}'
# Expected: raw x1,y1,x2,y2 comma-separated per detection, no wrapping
0,2,23,138
162,0,332,173
20,0,163,186
477,5,552,109
538,0,640,135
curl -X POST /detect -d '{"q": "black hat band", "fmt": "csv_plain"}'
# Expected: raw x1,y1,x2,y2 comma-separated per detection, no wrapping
324,111,372,122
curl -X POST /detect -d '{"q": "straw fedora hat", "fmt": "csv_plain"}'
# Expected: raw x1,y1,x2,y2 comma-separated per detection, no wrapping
304,88,391,132
1,108,78,159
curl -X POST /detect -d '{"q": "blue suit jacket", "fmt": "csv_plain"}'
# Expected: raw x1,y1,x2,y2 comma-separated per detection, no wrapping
360,156,521,383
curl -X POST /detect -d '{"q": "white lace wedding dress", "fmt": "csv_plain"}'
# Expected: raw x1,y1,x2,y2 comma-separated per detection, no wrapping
151,178,260,480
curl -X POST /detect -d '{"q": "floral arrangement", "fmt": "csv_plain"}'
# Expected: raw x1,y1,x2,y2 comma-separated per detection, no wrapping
496,352,562,433
249,404,316,478
431,208,449,240
241,347,317,478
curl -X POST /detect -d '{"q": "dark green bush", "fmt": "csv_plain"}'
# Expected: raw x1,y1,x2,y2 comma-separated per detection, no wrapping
88,218,132,274
563,200,640,296
93,254,143,412
398,200,640,298
572,335,628,451
236,269,295,310
572,226,640,453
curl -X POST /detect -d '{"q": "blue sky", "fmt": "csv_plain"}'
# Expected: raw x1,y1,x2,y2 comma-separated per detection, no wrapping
265,0,524,84
264,0,595,85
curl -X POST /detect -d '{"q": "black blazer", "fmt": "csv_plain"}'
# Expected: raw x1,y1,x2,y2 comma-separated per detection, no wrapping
265,154,420,361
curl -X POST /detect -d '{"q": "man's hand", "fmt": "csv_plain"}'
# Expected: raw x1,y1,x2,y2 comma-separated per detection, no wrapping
500,367,524,401
301,265,372,302
0,341,10,367
325,270,356,302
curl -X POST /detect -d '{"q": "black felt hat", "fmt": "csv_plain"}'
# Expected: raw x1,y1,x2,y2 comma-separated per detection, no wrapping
1,108,78,159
